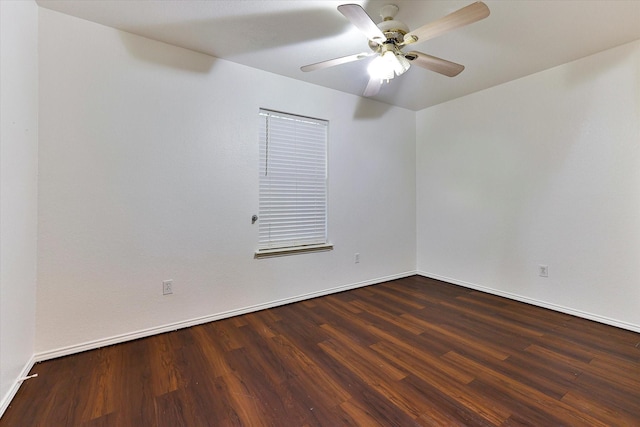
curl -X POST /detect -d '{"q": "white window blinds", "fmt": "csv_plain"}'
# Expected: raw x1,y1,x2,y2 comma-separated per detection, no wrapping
258,109,328,251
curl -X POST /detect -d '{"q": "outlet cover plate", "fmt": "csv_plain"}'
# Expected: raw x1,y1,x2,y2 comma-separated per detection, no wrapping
538,265,548,277
163,280,173,295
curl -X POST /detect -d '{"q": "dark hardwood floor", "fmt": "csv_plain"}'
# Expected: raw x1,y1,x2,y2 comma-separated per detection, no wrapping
3,276,639,426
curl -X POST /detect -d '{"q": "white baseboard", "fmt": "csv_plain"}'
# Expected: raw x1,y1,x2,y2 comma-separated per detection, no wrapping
417,271,640,333
16,269,637,416
0,355,36,419
35,271,417,362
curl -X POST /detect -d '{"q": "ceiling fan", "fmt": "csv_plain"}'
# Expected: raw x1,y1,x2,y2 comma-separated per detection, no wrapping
300,2,490,96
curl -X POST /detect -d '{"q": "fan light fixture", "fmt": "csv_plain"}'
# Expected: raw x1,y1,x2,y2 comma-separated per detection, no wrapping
367,45,410,81
300,2,490,96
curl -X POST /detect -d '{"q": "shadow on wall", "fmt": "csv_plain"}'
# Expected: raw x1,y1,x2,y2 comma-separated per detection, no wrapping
118,31,217,73
352,94,393,120
115,6,350,73
113,6,400,119
562,40,638,88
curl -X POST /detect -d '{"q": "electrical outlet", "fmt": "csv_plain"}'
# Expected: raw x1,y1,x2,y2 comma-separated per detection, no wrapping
162,280,173,295
355,253,360,264
538,265,548,277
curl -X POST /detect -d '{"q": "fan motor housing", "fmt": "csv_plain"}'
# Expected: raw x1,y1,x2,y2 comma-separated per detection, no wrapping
368,8,410,50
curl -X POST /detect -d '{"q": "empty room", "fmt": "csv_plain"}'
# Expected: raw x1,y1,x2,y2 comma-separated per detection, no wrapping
1,0,639,425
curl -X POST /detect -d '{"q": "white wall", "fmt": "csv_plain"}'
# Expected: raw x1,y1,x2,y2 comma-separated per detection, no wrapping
31,0,640,362
417,40,640,331
36,9,416,356
0,0,39,414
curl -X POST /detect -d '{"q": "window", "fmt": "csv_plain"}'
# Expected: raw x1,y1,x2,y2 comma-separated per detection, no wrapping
256,109,331,257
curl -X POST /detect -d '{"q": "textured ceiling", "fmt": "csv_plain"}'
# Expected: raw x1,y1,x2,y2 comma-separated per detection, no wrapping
37,0,640,111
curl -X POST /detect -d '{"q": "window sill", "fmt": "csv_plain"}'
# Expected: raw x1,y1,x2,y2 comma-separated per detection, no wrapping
255,244,334,259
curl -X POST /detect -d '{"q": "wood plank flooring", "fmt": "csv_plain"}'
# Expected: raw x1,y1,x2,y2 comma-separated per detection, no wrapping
3,276,639,426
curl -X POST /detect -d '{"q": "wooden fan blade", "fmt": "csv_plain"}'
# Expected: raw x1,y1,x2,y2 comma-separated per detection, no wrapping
403,1,489,45
363,76,382,97
338,4,386,44
404,51,465,77
301,52,372,72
